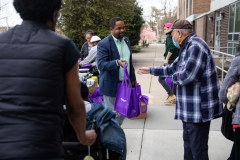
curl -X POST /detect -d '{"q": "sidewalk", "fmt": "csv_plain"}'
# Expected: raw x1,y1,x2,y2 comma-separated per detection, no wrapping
122,44,233,160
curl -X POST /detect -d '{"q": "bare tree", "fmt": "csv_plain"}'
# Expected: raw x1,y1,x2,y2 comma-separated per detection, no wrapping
147,0,177,42
0,0,10,29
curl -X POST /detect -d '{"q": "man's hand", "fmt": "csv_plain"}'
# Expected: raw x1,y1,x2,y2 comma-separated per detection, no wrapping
117,60,128,67
79,130,97,146
137,67,150,75
164,59,169,66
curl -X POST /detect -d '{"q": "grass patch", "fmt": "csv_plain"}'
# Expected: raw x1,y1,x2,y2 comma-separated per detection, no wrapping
132,45,142,53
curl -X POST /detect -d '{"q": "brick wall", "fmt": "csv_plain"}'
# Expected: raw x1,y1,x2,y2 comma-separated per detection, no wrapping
196,5,229,51
193,0,211,14
179,0,211,19
219,6,229,53
206,13,215,48
195,18,204,39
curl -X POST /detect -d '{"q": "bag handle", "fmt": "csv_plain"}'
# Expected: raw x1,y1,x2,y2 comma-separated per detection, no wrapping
139,95,148,113
122,64,132,88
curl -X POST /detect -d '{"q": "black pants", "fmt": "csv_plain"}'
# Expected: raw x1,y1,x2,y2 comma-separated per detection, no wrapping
182,121,211,160
235,128,240,160
228,142,235,160
227,128,240,160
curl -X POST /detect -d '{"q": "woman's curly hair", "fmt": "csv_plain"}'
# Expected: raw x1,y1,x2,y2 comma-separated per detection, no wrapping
13,0,62,23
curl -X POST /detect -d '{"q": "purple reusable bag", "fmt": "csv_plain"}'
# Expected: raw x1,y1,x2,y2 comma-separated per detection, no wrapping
165,77,173,89
89,87,103,104
81,63,92,68
114,64,141,118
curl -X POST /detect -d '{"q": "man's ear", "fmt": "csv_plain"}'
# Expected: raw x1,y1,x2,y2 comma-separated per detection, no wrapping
178,30,182,38
51,10,58,23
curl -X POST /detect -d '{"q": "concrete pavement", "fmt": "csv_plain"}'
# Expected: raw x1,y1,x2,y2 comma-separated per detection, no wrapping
122,44,233,160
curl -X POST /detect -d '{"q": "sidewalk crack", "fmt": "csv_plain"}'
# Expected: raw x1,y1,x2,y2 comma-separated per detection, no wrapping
138,118,146,160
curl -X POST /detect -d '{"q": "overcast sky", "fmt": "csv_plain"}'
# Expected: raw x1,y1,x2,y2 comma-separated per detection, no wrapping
0,0,178,27
137,0,178,20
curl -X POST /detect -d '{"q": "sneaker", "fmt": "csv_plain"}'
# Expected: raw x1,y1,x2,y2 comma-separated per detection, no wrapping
164,94,176,105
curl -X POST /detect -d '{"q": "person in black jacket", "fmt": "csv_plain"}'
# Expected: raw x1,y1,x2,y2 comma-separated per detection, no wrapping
0,0,96,159
80,29,95,59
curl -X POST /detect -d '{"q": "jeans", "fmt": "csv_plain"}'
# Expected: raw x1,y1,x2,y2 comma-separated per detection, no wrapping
182,121,211,160
103,95,125,125
158,76,174,96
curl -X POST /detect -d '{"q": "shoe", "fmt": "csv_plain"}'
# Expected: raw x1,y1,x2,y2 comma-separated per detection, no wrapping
164,94,176,105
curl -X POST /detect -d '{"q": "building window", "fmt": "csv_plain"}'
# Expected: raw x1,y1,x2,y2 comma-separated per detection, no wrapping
229,5,235,32
235,2,240,32
227,42,239,55
228,2,240,33
228,1,240,55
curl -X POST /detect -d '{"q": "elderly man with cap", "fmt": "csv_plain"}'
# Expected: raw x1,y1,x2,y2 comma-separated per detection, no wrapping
159,22,179,105
137,19,222,160
79,35,101,67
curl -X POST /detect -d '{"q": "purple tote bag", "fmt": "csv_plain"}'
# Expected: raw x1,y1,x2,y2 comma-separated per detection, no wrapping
89,87,103,104
81,63,92,68
165,77,173,89
114,64,141,118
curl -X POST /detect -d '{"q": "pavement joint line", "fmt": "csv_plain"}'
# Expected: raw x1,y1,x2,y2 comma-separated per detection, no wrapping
148,45,158,93
138,118,146,160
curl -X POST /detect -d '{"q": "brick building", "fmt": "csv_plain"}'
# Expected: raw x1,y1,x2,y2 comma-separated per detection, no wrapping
193,6,229,53
178,0,240,55
177,0,211,20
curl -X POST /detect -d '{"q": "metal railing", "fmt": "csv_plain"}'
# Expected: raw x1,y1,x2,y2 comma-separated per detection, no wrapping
211,49,235,82
210,47,238,56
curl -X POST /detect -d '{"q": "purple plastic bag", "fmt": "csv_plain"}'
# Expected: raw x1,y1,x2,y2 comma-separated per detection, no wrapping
165,77,173,89
89,87,103,104
139,95,148,113
114,64,142,118
81,63,92,68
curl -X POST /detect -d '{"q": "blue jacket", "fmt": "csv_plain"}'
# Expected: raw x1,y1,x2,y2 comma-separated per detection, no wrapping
97,35,136,97
86,103,126,160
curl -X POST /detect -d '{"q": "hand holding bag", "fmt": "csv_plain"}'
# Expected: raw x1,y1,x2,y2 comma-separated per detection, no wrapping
227,81,240,111
114,64,142,118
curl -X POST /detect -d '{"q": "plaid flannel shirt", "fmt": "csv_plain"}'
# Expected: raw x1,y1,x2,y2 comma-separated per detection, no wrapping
150,33,223,123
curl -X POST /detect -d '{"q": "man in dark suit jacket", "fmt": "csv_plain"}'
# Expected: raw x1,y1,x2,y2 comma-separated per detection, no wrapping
97,17,136,125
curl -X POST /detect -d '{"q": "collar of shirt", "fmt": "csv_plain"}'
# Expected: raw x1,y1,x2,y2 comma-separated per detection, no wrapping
180,33,196,49
112,34,125,43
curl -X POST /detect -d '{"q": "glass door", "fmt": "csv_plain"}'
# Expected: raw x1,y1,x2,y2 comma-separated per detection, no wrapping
214,11,221,51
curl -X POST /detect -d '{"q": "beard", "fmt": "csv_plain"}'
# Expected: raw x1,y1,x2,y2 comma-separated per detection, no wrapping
118,32,125,39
